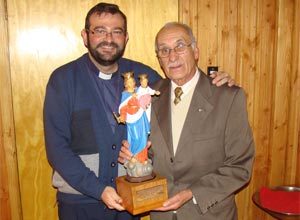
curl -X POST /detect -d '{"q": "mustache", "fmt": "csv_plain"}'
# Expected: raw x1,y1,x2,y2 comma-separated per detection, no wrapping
96,41,119,49
168,62,181,68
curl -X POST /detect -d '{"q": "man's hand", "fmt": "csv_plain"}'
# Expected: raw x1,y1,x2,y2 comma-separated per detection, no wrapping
118,140,133,164
154,189,193,211
210,71,236,87
101,186,125,211
118,140,152,164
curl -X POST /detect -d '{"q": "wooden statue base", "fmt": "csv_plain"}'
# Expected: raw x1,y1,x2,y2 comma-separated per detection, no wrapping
116,175,168,215
125,172,156,183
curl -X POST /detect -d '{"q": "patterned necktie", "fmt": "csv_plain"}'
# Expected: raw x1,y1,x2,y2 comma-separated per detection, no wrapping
174,87,183,105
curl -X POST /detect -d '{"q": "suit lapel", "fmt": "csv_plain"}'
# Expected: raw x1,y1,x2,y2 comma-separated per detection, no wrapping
175,71,214,156
152,80,174,155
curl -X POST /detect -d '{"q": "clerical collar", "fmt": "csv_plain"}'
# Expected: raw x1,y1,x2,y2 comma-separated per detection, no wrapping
98,71,113,80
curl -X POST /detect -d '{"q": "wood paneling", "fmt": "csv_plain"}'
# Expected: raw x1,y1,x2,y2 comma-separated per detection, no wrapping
179,0,299,220
235,1,258,218
253,1,277,219
118,0,178,73
1,0,299,220
217,0,238,77
286,0,300,186
291,0,300,186
269,0,293,186
0,0,22,219
180,0,219,70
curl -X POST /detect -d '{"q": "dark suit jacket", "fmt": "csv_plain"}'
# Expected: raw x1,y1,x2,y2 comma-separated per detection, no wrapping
149,70,255,220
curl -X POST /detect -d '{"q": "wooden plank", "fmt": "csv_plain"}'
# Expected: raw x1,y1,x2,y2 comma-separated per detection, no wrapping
285,0,300,186
192,0,218,72
268,0,293,187
0,1,11,219
118,0,178,76
235,0,258,219
252,1,277,219
295,0,300,186
0,0,22,219
0,115,12,220
178,0,191,25
217,0,238,78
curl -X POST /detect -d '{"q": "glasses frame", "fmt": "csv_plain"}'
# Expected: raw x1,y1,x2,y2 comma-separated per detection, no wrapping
86,28,126,38
156,42,193,58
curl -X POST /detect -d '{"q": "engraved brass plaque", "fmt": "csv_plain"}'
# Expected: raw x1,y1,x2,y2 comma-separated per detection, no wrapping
116,175,168,215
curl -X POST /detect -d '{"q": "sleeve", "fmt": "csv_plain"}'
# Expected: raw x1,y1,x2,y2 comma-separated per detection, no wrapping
147,86,157,95
43,71,106,201
189,88,255,214
147,70,162,85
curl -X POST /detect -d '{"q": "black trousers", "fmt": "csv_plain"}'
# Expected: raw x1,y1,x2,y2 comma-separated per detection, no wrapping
58,202,139,220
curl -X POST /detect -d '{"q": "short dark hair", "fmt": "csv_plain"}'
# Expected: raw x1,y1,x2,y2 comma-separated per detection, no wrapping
85,2,127,32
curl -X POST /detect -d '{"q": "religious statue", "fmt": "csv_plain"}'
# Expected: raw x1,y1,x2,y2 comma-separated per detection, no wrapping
115,72,160,182
115,72,167,215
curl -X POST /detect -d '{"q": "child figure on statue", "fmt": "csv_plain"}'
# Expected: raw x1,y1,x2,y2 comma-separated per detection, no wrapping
137,74,160,122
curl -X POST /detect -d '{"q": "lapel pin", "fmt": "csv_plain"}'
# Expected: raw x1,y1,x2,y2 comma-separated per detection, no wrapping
198,108,203,112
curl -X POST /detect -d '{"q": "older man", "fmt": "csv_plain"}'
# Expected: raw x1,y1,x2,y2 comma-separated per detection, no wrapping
120,22,254,220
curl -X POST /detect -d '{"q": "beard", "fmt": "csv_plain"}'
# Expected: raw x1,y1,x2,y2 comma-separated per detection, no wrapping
87,40,125,66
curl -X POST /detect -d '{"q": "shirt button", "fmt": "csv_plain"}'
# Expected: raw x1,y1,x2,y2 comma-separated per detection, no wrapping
112,144,116,150
111,162,116,167
111,177,114,182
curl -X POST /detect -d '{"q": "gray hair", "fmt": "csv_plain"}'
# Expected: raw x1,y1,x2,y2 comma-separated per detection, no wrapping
155,22,197,52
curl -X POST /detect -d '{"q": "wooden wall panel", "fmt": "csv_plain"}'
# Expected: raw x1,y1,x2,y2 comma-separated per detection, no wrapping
252,1,277,219
217,0,238,78
235,1,258,219
0,0,22,219
5,0,177,220
0,2,12,219
179,0,299,220
269,0,293,186
286,0,300,186
293,0,300,186
180,0,219,71
0,122,11,220
6,1,69,219
118,0,178,73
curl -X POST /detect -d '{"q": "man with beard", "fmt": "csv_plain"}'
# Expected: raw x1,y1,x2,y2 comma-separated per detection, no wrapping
43,2,234,220
44,3,160,220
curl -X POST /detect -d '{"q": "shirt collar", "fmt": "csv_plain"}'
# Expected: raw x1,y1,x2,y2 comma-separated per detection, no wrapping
98,71,113,80
85,53,119,80
171,69,200,99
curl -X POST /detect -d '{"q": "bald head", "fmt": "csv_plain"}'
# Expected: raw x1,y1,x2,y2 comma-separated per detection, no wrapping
155,22,196,51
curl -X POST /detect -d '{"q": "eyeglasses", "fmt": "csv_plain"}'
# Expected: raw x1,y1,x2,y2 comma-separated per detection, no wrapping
86,28,125,38
156,42,193,58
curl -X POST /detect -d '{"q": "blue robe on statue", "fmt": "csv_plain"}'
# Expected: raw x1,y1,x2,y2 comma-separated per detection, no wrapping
119,91,150,155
